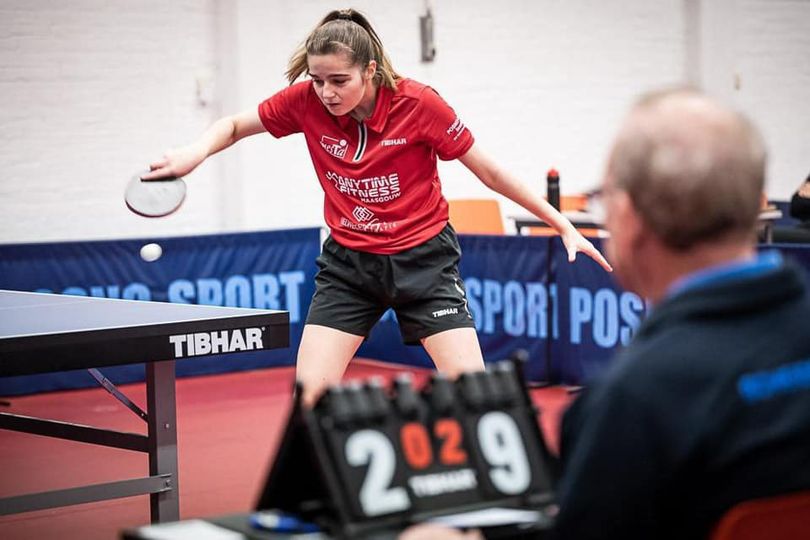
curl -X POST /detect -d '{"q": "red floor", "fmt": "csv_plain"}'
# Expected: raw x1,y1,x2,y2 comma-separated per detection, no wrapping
0,359,574,540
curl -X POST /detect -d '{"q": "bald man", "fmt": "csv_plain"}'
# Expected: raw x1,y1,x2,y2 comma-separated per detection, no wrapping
554,88,810,539
399,89,810,540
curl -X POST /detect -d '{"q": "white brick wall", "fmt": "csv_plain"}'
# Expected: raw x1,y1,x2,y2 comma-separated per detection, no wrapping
732,0,810,197
0,0,219,243
1,0,807,243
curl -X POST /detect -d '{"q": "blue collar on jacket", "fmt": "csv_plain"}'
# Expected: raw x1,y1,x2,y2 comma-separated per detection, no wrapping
666,250,783,301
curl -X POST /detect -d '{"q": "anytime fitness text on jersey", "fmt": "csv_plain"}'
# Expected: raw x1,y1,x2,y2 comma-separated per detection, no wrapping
326,170,402,204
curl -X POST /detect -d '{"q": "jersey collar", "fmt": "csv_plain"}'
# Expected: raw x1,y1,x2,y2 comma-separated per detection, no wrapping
335,83,394,132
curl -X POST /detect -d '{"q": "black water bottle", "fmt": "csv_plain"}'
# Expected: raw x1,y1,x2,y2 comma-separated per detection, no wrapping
547,168,560,210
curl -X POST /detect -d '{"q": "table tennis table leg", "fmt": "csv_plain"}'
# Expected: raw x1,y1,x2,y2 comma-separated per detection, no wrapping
146,360,179,523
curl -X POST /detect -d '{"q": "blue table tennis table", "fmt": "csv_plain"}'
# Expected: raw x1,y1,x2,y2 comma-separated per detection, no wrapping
0,289,289,523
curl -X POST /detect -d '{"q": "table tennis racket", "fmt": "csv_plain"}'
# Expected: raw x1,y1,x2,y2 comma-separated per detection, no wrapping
125,173,186,218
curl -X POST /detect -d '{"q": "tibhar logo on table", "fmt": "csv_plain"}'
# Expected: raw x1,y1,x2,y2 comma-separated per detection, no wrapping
168,327,265,358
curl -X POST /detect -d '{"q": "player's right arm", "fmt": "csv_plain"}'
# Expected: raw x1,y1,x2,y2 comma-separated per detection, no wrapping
143,109,265,180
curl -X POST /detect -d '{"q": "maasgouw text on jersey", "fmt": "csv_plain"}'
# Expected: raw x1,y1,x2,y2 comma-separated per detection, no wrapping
168,327,265,358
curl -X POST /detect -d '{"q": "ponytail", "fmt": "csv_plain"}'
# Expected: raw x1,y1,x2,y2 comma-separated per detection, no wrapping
286,9,400,89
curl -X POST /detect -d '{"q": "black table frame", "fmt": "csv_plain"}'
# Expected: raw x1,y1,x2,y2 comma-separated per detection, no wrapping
0,291,289,523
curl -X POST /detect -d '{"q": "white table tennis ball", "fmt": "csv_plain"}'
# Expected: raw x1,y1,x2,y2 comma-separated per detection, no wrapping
140,243,163,262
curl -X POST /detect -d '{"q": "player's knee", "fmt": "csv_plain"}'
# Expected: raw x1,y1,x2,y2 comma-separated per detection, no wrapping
429,354,485,378
299,386,321,408
294,370,332,407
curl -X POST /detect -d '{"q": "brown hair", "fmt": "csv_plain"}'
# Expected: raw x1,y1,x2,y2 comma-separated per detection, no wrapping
607,87,766,250
286,9,400,89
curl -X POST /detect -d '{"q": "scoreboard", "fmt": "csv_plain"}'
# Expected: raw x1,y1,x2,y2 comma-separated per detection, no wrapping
256,358,557,538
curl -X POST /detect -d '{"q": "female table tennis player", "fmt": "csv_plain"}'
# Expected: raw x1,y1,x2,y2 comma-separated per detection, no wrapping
145,8,612,406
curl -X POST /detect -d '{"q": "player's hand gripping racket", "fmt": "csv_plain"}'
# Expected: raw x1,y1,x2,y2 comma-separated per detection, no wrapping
124,173,186,218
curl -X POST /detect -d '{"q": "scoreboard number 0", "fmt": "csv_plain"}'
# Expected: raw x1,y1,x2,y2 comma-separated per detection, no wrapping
346,411,532,516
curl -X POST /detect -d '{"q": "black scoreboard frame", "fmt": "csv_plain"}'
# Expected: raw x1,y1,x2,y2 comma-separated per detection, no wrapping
256,358,558,538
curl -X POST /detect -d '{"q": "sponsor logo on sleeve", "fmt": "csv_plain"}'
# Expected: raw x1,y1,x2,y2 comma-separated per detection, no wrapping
446,117,466,141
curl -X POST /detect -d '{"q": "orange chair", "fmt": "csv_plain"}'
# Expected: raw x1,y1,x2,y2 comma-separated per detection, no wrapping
447,199,505,234
529,193,603,238
558,194,589,212
710,491,810,540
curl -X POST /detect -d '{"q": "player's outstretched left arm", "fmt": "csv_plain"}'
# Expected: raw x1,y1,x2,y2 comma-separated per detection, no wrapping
458,144,612,272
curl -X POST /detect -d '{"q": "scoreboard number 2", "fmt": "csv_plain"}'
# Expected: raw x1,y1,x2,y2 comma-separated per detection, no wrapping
346,411,532,517
345,430,411,516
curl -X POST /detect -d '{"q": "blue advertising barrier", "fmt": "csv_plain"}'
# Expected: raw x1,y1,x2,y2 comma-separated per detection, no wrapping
2,228,809,396
358,239,810,384
0,228,321,395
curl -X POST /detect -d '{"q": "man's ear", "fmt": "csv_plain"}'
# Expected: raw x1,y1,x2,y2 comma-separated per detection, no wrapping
615,190,647,248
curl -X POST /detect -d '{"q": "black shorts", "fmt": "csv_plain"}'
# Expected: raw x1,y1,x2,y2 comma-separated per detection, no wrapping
306,224,476,344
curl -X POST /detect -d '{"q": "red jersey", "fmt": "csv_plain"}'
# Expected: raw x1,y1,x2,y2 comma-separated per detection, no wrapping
257,78,474,254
